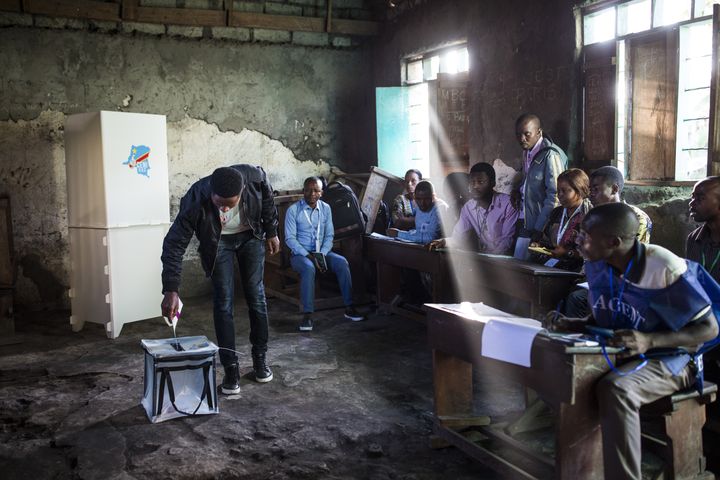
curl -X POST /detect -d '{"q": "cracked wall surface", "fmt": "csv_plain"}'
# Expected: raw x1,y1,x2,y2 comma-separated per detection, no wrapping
0,25,374,306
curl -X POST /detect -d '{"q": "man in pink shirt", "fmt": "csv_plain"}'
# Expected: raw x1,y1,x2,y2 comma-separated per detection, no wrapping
430,162,519,254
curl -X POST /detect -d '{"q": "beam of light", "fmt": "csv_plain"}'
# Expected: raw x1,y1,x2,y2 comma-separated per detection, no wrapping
428,105,537,319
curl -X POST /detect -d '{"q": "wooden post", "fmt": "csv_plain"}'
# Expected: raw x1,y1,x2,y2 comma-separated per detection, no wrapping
326,0,332,33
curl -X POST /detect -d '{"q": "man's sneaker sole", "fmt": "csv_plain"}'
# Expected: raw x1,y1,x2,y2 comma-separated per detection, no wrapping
254,372,273,383
221,385,241,395
344,314,365,322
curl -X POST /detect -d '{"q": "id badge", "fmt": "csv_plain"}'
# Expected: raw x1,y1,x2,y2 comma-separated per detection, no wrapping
544,258,560,267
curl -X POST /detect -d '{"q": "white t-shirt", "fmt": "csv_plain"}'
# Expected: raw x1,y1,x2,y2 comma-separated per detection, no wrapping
630,244,687,289
219,203,250,234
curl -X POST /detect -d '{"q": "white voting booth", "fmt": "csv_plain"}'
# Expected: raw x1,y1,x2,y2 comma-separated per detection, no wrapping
65,111,170,338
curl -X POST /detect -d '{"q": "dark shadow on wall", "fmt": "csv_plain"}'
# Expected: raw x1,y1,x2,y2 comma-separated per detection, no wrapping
20,253,67,308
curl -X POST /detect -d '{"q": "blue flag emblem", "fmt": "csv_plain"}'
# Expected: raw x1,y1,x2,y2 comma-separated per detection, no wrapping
123,145,151,178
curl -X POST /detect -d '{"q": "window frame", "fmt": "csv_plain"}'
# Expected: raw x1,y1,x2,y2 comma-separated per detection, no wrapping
580,0,719,185
400,42,469,86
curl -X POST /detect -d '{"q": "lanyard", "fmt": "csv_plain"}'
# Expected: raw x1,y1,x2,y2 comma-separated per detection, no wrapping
408,197,416,216
608,258,634,327
599,258,648,376
701,250,720,274
475,198,493,251
302,207,322,252
556,205,581,246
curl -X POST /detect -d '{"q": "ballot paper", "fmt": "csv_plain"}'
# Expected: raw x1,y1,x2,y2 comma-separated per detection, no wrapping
430,302,545,367
163,298,183,342
480,317,545,367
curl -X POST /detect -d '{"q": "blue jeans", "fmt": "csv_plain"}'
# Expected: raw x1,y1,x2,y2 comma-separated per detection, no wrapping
211,231,269,367
290,252,353,313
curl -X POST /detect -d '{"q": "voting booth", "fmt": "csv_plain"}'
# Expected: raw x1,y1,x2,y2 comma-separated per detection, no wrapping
65,111,170,338
141,336,219,423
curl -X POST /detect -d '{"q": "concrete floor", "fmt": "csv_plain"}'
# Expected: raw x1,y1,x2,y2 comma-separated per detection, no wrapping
0,295,523,480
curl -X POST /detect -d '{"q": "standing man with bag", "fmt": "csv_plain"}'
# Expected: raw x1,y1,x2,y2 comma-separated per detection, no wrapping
160,165,280,395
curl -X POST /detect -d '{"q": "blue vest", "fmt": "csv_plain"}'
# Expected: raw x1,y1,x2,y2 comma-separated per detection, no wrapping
585,259,720,387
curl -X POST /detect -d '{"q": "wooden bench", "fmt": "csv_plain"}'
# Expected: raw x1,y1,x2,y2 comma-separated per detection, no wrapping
640,381,717,480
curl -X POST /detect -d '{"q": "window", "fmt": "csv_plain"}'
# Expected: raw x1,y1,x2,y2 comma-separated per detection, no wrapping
584,8,616,45
675,20,712,180
401,46,469,85
696,0,720,17
617,0,651,36
653,0,691,27
377,45,469,180
582,1,717,181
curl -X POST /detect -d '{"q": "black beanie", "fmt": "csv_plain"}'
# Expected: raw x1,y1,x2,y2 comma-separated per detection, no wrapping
210,167,243,198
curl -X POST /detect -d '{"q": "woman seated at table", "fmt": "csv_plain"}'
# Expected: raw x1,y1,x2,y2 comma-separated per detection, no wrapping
530,168,591,271
429,162,519,254
391,169,422,230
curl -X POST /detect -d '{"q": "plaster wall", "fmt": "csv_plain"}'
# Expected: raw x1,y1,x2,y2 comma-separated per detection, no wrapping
0,24,374,306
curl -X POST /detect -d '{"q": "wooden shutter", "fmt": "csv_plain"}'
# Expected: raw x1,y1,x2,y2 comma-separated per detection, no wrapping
582,41,617,172
626,29,679,181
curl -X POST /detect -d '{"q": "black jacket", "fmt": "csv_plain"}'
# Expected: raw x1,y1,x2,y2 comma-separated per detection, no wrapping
161,164,278,293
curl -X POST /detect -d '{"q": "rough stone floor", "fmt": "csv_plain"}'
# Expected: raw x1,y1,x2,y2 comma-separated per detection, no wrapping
0,295,520,480
0,295,671,479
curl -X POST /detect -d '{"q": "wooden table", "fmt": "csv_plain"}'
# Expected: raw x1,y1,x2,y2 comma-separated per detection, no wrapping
365,236,582,319
451,249,582,318
427,303,615,479
365,236,453,314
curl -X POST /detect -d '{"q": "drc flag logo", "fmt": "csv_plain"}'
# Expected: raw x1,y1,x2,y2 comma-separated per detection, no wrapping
124,145,151,178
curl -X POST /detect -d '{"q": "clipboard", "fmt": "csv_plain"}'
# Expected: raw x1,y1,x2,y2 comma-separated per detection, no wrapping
528,245,554,256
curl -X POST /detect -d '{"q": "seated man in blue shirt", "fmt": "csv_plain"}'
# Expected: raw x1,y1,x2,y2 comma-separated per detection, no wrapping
285,177,365,332
387,180,448,243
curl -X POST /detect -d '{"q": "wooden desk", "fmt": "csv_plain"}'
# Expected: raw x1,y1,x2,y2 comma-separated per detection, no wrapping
365,236,454,316
427,304,614,479
452,250,582,318
365,236,581,318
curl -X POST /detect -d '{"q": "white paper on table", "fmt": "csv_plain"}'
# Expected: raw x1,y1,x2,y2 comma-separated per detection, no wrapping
369,232,394,240
431,302,539,327
481,317,545,367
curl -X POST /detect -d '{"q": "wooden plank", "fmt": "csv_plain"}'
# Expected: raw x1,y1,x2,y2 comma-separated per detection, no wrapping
433,424,543,480
628,30,678,180
582,41,616,172
230,11,379,36
330,18,380,36
224,0,231,26
23,0,120,21
476,424,555,469
432,349,473,417
437,415,491,428
325,0,332,33
230,11,324,32
120,0,138,21
134,5,225,27
0,0,22,12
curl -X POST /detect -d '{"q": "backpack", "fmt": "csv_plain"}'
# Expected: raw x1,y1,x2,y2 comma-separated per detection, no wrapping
323,181,366,240
371,201,390,234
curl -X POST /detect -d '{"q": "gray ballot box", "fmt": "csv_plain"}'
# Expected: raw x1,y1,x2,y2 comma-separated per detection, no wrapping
141,336,219,423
